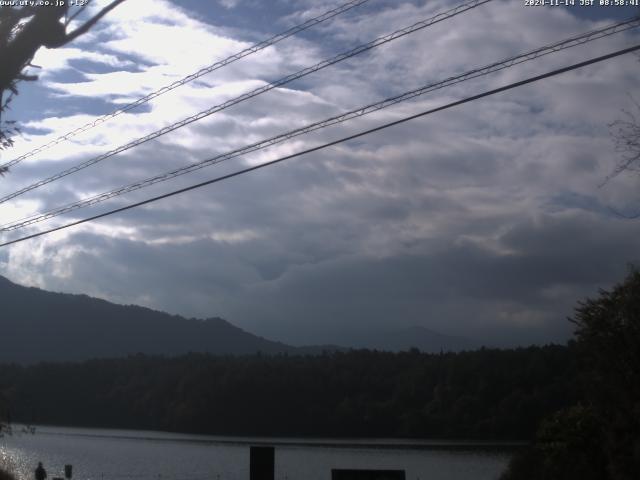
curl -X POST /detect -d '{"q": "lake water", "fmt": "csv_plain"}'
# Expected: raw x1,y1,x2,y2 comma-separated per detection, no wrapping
0,426,514,480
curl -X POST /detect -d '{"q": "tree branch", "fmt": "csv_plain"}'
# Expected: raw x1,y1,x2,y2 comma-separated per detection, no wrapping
57,0,126,47
65,1,91,27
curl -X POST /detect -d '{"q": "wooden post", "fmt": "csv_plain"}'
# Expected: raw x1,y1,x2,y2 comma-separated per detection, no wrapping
250,446,275,480
331,469,406,480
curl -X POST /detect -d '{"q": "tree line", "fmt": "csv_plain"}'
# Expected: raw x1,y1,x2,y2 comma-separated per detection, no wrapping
0,345,579,440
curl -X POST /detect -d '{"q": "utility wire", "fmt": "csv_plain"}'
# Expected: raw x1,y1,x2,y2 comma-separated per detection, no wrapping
2,17,637,232
0,0,372,170
0,0,493,204
2,43,638,248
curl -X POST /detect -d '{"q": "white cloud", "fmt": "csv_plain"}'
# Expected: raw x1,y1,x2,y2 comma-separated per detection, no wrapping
31,47,134,78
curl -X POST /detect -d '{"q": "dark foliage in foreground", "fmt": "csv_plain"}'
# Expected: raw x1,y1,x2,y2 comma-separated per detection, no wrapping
0,470,16,480
501,268,640,480
0,345,578,439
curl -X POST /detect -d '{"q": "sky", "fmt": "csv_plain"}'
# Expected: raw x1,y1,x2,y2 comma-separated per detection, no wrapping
0,0,639,348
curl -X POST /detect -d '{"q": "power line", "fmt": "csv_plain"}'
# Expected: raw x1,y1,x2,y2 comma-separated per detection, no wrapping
0,0,372,170
2,17,637,232
2,43,638,248
0,0,493,205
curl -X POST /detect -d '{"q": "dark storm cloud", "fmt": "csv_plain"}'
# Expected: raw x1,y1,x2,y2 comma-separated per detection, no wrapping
9,206,638,347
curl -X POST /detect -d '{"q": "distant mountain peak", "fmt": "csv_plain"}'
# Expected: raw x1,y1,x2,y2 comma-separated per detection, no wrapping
348,325,476,353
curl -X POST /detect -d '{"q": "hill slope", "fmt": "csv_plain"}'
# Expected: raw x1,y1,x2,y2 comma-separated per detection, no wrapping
0,276,293,363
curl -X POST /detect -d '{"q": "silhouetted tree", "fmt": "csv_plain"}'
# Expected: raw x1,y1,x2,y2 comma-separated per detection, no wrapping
500,404,606,480
501,267,640,480
0,1,127,164
609,97,640,185
603,50,640,216
571,266,640,479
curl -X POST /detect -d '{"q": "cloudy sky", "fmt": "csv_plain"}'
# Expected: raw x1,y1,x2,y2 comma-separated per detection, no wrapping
1,0,639,347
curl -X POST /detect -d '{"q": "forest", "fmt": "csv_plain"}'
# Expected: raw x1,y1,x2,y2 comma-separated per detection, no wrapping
0,345,579,440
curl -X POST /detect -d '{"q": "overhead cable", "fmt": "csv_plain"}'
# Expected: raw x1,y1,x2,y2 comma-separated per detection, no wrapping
0,0,373,170
2,43,638,248
2,17,637,232
0,0,493,204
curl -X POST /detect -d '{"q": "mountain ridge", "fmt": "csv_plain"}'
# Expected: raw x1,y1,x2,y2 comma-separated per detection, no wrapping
0,275,473,363
0,275,295,363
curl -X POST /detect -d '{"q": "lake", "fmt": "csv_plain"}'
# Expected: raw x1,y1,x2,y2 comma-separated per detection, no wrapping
1,426,514,480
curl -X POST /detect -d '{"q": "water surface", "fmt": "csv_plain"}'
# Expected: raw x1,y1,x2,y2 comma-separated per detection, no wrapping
1,426,513,480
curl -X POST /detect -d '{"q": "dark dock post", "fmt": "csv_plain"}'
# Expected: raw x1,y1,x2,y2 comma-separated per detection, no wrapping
250,446,275,480
331,470,406,480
